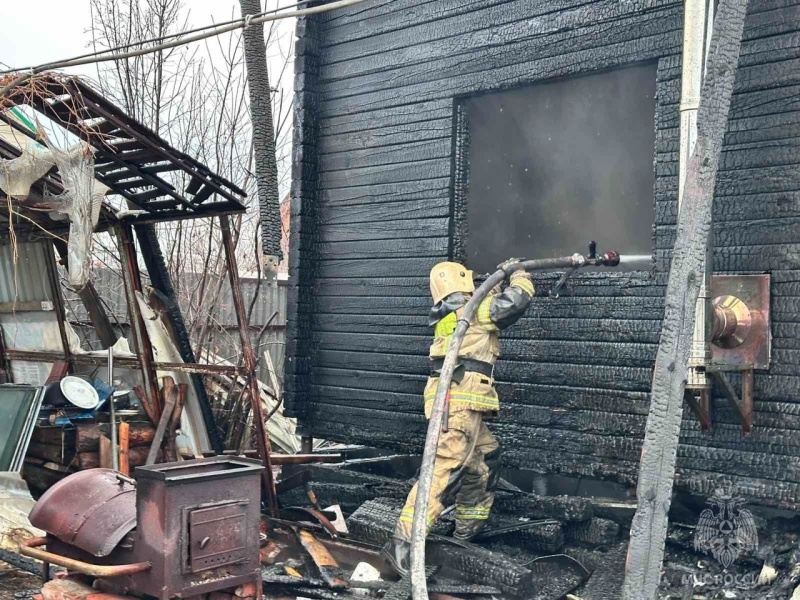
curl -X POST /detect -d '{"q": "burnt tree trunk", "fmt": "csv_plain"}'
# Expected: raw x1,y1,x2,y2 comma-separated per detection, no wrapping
622,1,750,598
240,0,283,272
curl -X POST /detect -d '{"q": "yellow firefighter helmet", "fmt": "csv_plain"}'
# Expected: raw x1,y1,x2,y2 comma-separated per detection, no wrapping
430,262,475,304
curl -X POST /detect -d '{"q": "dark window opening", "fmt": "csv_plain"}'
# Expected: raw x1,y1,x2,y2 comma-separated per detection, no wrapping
461,63,658,274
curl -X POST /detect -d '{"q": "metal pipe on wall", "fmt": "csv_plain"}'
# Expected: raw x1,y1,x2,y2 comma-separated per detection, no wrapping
679,0,715,393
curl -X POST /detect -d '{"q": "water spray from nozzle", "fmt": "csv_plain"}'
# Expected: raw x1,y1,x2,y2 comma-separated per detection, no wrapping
618,254,652,265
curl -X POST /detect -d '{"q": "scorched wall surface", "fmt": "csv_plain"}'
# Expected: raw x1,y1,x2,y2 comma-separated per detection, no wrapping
286,0,800,509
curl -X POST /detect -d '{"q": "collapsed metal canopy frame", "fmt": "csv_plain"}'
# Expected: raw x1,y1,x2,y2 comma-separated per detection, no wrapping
0,74,247,225
0,75,278,514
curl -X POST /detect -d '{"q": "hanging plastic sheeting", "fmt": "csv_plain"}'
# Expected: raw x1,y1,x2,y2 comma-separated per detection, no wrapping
0,141,55,199
41,142,109,291
0,138,108,291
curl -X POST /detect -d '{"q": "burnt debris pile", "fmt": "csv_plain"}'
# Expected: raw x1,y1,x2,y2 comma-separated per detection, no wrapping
273,453,800,600
277,453,626,599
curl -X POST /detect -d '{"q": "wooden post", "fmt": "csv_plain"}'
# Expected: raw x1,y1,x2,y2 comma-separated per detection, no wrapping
118,422,130,476
219,215,278,517
99,435,113,469
0,319,9,383
622,1,750,597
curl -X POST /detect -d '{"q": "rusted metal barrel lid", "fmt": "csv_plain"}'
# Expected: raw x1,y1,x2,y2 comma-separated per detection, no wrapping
28,469,136,557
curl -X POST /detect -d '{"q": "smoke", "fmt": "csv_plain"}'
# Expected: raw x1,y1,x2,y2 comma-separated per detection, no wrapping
464,63,658,273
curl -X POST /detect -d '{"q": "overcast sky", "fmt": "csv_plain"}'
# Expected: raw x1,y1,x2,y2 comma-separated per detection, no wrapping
0,1,295,86
1,0,296,199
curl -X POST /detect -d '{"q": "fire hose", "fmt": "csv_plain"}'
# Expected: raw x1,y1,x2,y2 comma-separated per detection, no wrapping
409,246,644,599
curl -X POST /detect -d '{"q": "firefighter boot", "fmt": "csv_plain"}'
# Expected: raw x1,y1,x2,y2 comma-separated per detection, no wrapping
453,517,489,541
381,537,411,576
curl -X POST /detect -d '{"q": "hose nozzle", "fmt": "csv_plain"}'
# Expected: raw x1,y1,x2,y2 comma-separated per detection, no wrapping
600,251,620,267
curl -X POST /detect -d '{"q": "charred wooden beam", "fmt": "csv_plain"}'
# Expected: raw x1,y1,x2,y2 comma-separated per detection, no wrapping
493,492,593,523
296,529,350,589
473,515,564,554
346,498,534,597
271,453,343,465
623,1,751,597
240,0,283,266
565,517,621,547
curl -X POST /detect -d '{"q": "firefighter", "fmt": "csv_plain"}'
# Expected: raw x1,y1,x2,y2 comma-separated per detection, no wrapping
382,260,535,575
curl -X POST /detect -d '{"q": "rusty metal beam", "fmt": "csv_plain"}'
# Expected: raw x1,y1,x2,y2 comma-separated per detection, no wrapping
79,95,243,206
5,349,136,367
741,368,754,433
93,147,194,211
711,368,755,435
43,241,72,373
219,214,278,517
684,390,712,432
19,538,151,579
0,76,246,223
152,362,245,376
117,224,162,419
3,349,244,377
118,204,245,225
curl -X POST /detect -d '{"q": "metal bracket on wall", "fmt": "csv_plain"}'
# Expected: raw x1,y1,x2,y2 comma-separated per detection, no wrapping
686,274,770,434
685,389,712,432
709,366,754,435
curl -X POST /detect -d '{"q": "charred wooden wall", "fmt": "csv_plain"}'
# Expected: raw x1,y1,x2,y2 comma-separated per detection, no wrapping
286,0,800,509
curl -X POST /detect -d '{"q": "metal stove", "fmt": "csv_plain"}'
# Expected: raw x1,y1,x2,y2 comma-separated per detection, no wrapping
21,456,263,599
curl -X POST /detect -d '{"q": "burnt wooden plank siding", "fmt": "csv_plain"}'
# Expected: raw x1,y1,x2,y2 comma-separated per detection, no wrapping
287,0,800,509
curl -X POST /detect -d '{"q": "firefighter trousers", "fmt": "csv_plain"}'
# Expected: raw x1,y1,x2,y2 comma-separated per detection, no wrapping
394,409,500,542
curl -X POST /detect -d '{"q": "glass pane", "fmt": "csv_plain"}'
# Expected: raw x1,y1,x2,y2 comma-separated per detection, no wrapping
464,63,657,273
0,386,40,471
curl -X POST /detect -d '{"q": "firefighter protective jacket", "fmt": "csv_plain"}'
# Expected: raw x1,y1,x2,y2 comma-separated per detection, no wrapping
423,271,534,415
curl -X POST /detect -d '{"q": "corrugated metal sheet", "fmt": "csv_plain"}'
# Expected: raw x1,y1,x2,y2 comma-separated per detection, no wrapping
66,271,286,323
0,242,52,303
0,242,60,384
218,278,287,327
64,269,287,381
